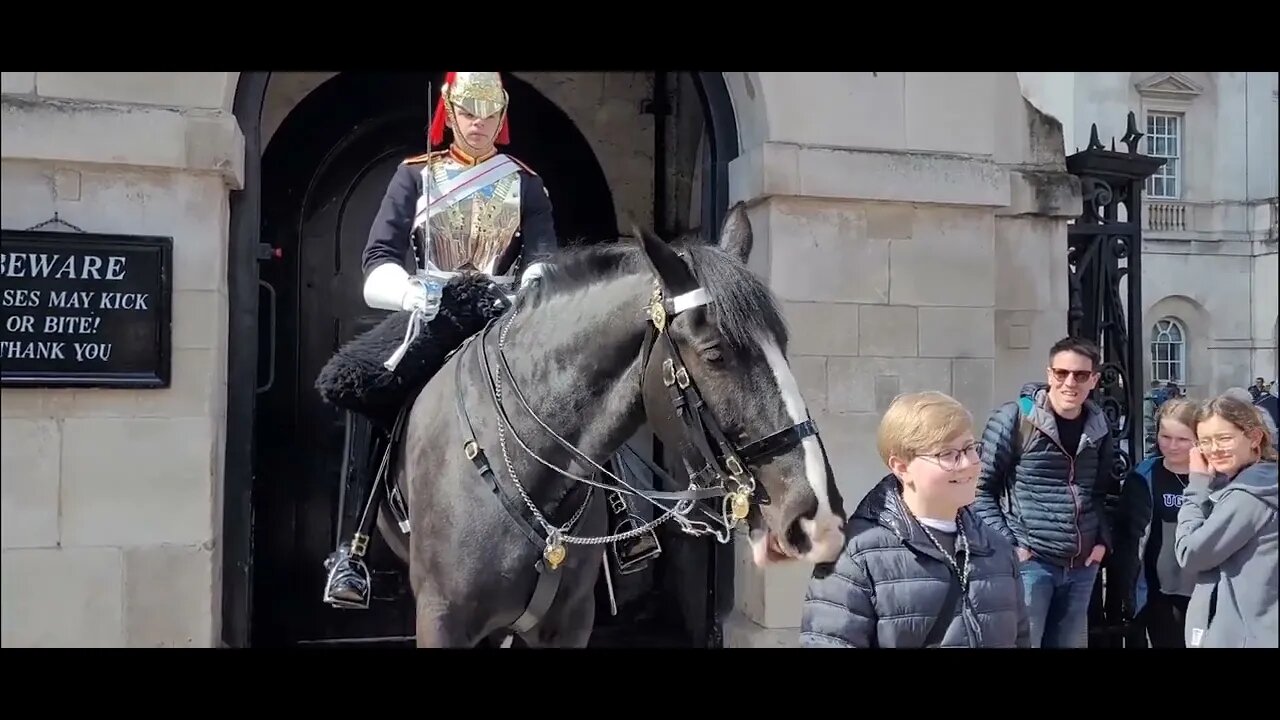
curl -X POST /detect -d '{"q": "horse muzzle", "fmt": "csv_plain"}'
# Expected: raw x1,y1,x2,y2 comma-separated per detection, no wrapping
748,496,845,568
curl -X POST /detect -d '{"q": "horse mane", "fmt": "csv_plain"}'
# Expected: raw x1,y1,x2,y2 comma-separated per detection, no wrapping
521,234,789,352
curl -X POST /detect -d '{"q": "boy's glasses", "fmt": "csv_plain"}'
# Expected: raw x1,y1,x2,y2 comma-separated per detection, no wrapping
919,443,982,471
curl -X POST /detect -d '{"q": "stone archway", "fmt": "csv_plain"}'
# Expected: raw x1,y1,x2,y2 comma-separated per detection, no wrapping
221,71,743,648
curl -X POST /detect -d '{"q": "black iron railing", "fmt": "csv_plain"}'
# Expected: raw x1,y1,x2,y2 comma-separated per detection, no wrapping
1064,112,1166,649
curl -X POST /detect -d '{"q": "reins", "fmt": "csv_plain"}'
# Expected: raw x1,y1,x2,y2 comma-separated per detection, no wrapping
451,265,819,570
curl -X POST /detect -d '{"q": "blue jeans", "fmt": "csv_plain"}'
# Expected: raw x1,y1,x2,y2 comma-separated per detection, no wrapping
1019,557,1099,648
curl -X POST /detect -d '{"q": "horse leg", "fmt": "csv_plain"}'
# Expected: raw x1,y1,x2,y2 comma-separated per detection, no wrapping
519,590,596,648
414,595,471,648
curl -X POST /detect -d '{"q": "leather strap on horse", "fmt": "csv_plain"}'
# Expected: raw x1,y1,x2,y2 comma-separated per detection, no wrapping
443,270,825,637
738,419,819,465
646,326,824,508
492,332,725,503
508,560,563,635
452,324,566,635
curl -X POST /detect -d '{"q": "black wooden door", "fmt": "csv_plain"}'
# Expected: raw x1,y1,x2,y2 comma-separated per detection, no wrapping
254,107,428,646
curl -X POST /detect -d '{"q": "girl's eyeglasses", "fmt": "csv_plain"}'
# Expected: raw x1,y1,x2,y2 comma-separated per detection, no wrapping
1196,434,1242,453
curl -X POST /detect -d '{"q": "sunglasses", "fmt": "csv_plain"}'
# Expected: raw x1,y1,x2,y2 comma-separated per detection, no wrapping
1049,368,1096,383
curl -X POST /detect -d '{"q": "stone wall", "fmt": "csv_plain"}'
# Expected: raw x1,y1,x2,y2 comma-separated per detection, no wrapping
722,72,1077,646
0,72,243,647
512,71,706,237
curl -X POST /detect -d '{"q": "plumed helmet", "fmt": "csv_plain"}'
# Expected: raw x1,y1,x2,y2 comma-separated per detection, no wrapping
428,72,510,146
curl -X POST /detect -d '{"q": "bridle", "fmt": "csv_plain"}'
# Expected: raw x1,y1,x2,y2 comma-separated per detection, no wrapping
638,282,819,523
448,264,820,576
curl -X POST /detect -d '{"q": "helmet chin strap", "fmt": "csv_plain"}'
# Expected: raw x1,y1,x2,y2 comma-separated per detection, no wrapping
446,106,501,161
452,135,496,159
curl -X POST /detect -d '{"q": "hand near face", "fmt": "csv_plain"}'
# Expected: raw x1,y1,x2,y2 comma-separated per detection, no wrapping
1188,446,1210,475
1016,547,1032,563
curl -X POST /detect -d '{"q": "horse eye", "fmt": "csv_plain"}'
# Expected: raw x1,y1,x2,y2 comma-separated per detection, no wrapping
701,347,724,363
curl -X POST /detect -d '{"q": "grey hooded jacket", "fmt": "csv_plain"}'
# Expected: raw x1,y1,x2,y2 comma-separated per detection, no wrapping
1176,460,1278,648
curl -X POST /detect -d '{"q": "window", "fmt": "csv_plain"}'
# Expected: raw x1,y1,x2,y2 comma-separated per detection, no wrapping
1151,317,1186,384
1145,112,1181,198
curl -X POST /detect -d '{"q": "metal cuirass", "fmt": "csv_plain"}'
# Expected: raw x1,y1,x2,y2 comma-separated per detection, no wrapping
418,151,522,275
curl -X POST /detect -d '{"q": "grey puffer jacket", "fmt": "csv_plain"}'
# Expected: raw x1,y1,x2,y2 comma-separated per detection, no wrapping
800,475,1031,648
973,382,1115,567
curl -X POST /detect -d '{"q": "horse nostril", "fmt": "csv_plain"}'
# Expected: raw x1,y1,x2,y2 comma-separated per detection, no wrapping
781,490,821,555
786,517,811,555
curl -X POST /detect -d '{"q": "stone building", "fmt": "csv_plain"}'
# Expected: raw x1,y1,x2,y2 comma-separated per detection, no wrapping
2,71,1086,648
1023,72,1279,396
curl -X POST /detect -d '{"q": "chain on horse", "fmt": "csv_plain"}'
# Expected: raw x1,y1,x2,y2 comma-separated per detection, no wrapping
471,273,817,570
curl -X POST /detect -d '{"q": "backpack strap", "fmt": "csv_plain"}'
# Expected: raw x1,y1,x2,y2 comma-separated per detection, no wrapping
1000,398,1038,518
1013,396,1038,463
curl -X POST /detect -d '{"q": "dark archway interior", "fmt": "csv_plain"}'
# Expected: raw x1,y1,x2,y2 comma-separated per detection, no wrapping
270,72,618,246
497,72,621,244
229,70,739,648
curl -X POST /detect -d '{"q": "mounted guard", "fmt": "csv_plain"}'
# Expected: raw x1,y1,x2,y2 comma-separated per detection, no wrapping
314,71,654,612
317,71,556,609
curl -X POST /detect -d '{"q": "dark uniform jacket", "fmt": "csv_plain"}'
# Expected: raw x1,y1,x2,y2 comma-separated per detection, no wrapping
801,475,1031,648
361,153,559,279
973,382,1116,567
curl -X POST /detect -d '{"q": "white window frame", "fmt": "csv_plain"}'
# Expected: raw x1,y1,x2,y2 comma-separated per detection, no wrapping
1151,317,1187,385
1145,112,1182,199
1134,73,1202,202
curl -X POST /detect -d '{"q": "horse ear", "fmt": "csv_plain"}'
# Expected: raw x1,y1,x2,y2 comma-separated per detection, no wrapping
718,201,753,263
633,222,698,294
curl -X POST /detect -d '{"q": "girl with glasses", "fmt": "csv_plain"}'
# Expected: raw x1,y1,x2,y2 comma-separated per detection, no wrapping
1175,394,1278,648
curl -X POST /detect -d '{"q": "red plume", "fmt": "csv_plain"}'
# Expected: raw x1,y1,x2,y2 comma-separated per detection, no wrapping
427,72,455,147
495,110,510,145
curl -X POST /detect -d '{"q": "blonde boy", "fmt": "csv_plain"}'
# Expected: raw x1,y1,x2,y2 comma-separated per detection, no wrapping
800,391,1031,648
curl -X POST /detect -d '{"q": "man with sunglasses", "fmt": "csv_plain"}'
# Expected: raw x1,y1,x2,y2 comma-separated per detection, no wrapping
973,336,1116,648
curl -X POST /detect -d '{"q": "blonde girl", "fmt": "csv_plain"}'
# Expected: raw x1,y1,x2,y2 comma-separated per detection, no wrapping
1115,397,1200,647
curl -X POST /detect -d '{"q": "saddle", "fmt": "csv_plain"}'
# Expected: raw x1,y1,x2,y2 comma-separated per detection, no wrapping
314,272,512,429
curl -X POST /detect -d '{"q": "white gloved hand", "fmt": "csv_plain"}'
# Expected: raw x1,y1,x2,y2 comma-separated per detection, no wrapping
401,281,429,312
520,262,547,289
364,263,435,314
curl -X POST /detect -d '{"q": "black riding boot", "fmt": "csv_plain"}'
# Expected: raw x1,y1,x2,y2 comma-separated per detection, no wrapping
323,412,390,610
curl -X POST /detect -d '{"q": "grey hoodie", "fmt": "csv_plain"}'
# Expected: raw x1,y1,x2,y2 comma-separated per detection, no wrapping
1175,460,1278,648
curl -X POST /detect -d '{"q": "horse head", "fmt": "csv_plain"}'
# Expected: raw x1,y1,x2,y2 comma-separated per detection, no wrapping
631,203,846,567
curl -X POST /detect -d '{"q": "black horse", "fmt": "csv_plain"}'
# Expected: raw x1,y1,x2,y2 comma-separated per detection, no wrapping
372,204,846,647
